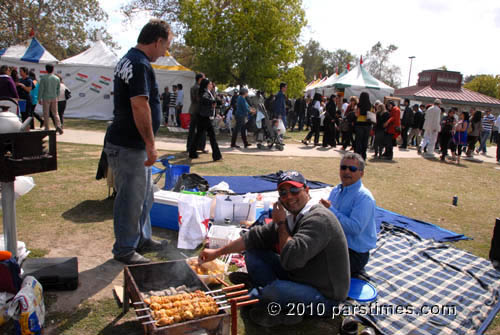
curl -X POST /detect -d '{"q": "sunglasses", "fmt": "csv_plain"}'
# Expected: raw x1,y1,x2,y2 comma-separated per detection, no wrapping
340,165,359,172
278,187,304,197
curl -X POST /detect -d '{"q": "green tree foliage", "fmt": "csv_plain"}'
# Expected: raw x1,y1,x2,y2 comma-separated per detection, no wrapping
300,39,329,82
326,49,356,75
280,66,306,98
170,42,195,70
464,75,500,99
0,0,115,60
122,0,305,90
300,40,357,82
364,42,401,88
178,0,305,90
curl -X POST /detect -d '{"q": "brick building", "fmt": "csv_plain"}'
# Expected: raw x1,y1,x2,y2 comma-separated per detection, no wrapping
395,70,500,115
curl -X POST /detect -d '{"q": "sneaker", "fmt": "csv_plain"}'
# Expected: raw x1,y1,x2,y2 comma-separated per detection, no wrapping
114,251,151,265
136,239,167,253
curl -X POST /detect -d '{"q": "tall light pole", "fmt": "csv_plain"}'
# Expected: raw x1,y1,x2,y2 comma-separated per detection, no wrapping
408,56,416,87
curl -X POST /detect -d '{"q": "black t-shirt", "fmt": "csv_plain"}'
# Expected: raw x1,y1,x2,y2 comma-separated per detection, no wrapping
18,77,33,101
107,48,161,149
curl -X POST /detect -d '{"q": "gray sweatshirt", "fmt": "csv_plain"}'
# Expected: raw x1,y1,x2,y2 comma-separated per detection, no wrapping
243,204,350,301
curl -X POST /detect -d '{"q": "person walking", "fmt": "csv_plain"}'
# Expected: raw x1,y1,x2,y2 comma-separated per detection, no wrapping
189,79,222,161
322,95,337,147
302,93,322,146
439,107,456,161
56,75,71,127
38,64,63,134
383,101,401,160
373,103,389,159
230,88,253,148
453,111,469,165
420,99,442,157
478,110,496,154
354,92,372,160
466,111,482,157
399,99,414,149
186,73,206,152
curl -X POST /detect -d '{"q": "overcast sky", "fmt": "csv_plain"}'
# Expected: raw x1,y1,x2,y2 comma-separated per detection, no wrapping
99,0,500,86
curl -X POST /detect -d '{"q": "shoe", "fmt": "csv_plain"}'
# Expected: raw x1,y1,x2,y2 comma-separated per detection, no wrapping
340,316,359,335
228,271,253,290
56,126,64,135
213,156,223,162
114,252,151,265
301,139,308,145
137,239,167,253
244,143,253,148
230,145,240,148
189,153,199,159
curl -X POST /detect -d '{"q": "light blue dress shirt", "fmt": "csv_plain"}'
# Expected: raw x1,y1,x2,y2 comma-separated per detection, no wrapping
327,179,377,253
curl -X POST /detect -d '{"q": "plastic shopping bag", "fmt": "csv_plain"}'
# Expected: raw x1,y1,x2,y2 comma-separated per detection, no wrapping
177,194,213,249
8,276,45,335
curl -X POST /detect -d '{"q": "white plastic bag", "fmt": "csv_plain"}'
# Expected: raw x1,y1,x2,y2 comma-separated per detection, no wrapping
177,194,212,249
277,119,286,135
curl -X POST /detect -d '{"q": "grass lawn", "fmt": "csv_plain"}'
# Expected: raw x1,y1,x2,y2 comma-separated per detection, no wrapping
1,133,499,333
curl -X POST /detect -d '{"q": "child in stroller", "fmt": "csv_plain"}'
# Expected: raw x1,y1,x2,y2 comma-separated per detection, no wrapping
255,103,285,151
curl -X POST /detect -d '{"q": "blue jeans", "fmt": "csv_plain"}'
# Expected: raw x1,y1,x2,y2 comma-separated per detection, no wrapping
245,249,337,311
479,130,491,153
104,142,153,257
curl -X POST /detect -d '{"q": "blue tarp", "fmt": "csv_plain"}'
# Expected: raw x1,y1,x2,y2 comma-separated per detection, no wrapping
203,174,332,195
375,207,469,242
202,175,469,243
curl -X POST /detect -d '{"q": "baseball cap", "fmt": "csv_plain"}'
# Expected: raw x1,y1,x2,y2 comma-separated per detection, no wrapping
277,170,307,188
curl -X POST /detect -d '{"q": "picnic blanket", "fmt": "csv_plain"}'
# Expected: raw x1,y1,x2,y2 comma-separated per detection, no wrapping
345,224,500,335
202,174,332,194
375,207,469,242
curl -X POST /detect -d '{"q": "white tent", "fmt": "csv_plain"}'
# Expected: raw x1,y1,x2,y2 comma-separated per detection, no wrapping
1,39,195,120
58,45,195,120
0,38,58,64
332,64,394,102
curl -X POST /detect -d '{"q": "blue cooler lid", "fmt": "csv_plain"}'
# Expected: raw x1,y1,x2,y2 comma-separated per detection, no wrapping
348,278,377,302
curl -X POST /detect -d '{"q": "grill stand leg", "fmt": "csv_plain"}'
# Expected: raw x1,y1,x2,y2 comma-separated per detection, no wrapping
123,277,130,314
2,181,17,259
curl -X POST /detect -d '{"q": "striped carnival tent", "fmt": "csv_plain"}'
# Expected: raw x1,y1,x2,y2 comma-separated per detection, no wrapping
332,64,394,102
0,38,58,64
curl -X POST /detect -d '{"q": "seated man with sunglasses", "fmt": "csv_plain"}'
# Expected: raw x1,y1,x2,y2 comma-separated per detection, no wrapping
199,170,350,326
320,152,377,277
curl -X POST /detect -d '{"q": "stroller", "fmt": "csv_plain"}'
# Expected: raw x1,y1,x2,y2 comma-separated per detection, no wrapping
254,103,285,151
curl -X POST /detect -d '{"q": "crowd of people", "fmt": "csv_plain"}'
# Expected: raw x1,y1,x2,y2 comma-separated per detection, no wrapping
0,64,71,134
164,78,500,165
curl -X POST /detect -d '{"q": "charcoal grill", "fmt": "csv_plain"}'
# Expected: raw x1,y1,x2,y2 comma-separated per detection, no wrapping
0,130,57,258
124,260,232,335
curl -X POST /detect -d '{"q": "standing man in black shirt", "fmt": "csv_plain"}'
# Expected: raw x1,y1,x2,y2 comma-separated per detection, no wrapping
104,19,172,265
17,67,35,128
186,73,206,152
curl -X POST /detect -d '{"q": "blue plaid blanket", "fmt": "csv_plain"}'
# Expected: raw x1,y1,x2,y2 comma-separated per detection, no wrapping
345,224,500,335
